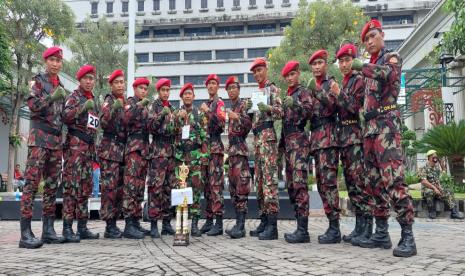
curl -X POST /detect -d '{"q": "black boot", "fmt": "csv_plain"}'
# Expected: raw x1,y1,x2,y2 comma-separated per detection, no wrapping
393,224,417,257
77,219,100,239
258,214,278,240
191,216,202,237
250,214,267,237
427,200,436,219
19,217,43,249
62,219,80,243
134,218,150,236
318,219,341,244
351,216,373,246
359,218,392,249
150,220,160,238
161,217,176,235
226,211,246,239
207,215,224,236
450,206,464,219
41,216,65,244
200,217,214,234
285,216,310,243
104,218,122,239
123,217,144,239
342,215,363,243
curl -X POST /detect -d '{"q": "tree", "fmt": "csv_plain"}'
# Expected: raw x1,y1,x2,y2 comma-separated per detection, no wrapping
65,17,128,103
2,0,75,191
401,125,418,172
0,17,12,124
267,0,368,93
417,120,465,190
441,0,465,56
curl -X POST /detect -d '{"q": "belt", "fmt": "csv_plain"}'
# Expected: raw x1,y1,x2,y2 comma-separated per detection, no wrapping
180,143,200,152
68,128,94,145
228,135,245,146
253,121,273,136
209,134,222,142
283,124,305,136
364,104,397,121
103,132,127,144
128,131,148,142
310,116,336,131
153,135,172,143
339,119,359,126
31,121,61,136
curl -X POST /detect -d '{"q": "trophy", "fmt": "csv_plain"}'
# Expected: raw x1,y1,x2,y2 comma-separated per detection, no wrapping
173,162,190,246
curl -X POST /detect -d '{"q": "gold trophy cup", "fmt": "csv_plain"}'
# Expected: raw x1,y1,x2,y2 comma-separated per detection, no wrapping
173,162,190,246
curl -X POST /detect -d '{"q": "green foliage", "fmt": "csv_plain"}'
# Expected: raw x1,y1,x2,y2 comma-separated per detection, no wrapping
401,125,418,157
442,0,465,56
404,170,420,185
267,0,368,93
0,22,11,92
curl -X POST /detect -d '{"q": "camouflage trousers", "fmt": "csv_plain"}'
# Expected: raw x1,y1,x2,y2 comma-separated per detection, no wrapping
285,147,310,217
21,146,62,219
423,186,457,209
147,157,176,220
175,160,203,218
340,143,373,216
201,164,212,218
364,133,414,225
314,147,341,220
228,155,251,212
255,140,280,215
62,147,93,220
99,159,124,221
204,153,225,216
123,151,148,219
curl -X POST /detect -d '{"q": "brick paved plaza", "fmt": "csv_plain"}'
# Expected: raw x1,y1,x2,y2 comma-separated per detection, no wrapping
0,218,464,275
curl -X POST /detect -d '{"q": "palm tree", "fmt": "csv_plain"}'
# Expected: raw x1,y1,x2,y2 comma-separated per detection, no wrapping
417,120,465,190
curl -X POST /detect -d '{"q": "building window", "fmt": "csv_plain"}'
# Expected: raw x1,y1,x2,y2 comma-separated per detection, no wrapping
233,0,240,7
248,48,269,58
169,0,176,10
216,49,244,60
106,2,113,14
91,2,98,14
135,30,150,39
266,0,273,4
248,23,276,33
185,27,212,37
153,0,160,11
201,0,208,9
216,25,244,35
185,0,191,9
280,21,291,31
155,76,180,86
383,15,413,26
249,0,256,5
282,0,290,4
217,0,223,8
135,53,149,63
153,52,180,62
154,28,180,38
184,75,209,85
137,0,144,11
247,73,255,83
385,40,404,50
184,51,212,61
122,1,129,12
218,74,244,84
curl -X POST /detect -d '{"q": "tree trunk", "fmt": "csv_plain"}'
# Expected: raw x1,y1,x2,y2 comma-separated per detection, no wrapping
448,155,465,191
7,92,22,192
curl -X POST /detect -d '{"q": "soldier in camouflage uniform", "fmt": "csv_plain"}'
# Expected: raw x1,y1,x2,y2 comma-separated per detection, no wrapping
307,50,342,244
280,61,313,244
248,58,283,240
19,47,66,249
224,76,252,239
147,78,177,238
331,44,374,246
174,83,207,237
351,19,416,257
98,69,127,239
418,150,463,220
122,78,151,239
62,65,100,242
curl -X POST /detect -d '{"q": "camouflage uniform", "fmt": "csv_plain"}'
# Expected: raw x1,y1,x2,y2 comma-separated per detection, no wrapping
253,80,283,216
21,73,64,219
418,164,457,209
147,99,177,220
98,93,126,222
361,48,414,225
228,99,252,212
122,96,150,220
283,85,312,218
62,87,99,220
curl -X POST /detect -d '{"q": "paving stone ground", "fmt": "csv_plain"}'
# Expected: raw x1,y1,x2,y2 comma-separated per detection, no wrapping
0,218,464,275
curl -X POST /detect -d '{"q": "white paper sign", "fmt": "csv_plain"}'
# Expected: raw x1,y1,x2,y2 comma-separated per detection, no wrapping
250,91,268,112
87,113,100,129
181,125,190,139
171,187,193,206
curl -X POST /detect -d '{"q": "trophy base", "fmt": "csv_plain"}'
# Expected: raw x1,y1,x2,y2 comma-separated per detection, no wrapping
173,233,190,246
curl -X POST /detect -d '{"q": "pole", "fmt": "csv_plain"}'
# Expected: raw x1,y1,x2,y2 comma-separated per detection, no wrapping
127,0,136,97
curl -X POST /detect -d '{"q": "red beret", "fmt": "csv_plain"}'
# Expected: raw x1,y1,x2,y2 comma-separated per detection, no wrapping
132,78,150,88
225,76,240,90
205,74,220,87
361,19,382,42
308,49,328,64
76,64,96,81
336,44,357,59
179,82,194,97
42,46,63,60
108,69,124,84
155,78,171,91
249,58,267,71
281,60,300,77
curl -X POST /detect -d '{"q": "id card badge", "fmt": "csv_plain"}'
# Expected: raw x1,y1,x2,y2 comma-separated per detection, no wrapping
87,113,100,129
182,125,190,139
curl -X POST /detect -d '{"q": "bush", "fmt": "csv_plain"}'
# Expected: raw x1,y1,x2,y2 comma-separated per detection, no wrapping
405,170,420,185
440,173,465,193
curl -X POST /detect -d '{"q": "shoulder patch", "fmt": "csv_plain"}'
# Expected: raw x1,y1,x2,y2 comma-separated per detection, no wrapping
125,104,131,110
